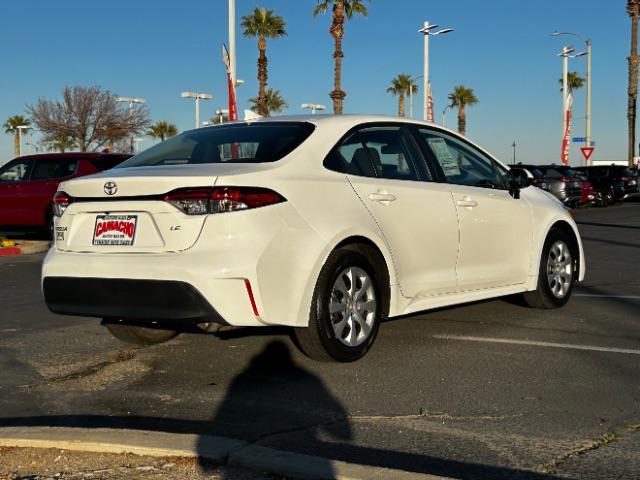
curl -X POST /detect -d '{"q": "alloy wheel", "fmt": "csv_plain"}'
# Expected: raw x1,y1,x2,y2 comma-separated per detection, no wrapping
546,240,573,298
329,266,377,347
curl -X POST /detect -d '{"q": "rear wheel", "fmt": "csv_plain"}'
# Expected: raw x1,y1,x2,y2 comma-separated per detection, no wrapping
523,229,576,309
104,320,178,346
294,248,384,362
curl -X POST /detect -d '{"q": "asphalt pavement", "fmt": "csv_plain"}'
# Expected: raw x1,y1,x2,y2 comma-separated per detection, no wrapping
1,203,639,480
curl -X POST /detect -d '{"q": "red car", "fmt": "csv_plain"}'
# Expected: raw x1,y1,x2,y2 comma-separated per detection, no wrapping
0,153,131,235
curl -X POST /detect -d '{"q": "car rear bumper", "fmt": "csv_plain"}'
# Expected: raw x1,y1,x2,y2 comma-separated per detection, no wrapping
43,277,226,324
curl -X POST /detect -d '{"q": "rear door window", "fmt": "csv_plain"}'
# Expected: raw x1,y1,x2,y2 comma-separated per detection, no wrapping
30,159,78,180
118,123,315,168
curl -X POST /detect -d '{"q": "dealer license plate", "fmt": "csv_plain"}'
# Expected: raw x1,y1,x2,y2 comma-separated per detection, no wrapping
93,215,138,246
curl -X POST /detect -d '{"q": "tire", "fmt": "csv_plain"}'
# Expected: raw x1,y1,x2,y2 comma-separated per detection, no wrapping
104,321,178,346
523,229,576,309
294,248,384,362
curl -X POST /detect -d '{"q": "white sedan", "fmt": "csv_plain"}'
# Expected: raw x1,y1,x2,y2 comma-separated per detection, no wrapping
42,115,585,362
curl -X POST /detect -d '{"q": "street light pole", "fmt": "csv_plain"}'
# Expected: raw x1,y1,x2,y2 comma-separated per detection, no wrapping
422,21,430,121
181,92,213,128
418,22,454,121
229,0,237,86
442,105,452,127
116,97,146,154
15,125,31,157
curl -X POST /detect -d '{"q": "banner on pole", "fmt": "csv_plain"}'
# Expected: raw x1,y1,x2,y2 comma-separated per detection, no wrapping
561,93,573,166
222,44,238,122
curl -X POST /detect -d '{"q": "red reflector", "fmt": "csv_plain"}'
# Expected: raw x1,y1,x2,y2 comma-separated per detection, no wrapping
244,279,259,317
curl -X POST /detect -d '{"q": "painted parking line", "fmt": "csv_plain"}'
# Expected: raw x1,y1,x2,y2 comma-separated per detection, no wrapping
574,293,640,300
433,334,640,356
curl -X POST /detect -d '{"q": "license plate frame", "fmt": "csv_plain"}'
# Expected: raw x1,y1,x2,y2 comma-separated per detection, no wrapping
93,214,138,246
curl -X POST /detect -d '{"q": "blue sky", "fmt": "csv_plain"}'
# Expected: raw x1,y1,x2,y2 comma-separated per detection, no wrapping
0,0,630,165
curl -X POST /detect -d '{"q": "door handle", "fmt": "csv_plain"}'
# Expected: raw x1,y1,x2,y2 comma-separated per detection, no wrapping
368,190,396,204
456,198,478,208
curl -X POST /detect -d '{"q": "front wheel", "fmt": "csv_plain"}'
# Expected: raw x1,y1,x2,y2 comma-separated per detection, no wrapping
294,248,383,362
104,320,178,346
522,229,576,309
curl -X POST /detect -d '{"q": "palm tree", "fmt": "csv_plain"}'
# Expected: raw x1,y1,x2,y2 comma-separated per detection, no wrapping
448,85,479,136
313,0,371,114
249,88,288,116
47,135,76,153
387,74,418,117
558,71,586,93
146,120,178,142
241,7,287,117
3,115,31,157
628,0,640,166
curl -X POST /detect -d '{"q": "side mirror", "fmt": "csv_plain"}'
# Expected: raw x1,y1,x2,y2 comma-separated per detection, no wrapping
508,168,533,199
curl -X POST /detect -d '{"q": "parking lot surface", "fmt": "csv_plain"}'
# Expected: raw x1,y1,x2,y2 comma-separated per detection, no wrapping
1,203,639,479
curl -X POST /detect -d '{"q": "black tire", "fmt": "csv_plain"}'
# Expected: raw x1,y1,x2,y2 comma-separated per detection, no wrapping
294,248,384,362
523,229,576,309
104,321,178,346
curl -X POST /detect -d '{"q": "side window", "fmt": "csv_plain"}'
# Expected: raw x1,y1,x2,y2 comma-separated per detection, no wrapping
416,128,503,189
358,126,426,181
0,160,31,182
30,159,78,181
324,132,377,177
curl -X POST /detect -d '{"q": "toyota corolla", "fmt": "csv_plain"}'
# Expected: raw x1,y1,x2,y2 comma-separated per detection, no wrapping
42,115,585,362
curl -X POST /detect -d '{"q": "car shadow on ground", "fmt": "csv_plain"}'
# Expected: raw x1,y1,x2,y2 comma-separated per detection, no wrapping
1,339,575,480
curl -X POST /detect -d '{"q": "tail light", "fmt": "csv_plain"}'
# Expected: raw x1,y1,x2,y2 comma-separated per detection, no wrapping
52,191,72,217
617,176,631,181
164,187,286,215
560,177,573,182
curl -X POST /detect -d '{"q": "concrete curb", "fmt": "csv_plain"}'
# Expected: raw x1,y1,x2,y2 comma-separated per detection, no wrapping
0,240,50,256
0,427,453,480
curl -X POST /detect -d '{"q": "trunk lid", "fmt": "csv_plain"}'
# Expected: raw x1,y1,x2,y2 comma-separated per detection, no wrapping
55,163,269,253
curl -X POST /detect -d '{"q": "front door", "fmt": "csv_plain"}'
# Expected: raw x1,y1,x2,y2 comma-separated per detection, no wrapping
413,127,533,291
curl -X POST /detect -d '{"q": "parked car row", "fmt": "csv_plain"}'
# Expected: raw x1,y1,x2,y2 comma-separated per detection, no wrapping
514,163,639,208
0,152,131,236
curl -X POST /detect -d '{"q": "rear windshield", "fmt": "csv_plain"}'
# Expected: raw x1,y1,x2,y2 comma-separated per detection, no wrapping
117,122,315,168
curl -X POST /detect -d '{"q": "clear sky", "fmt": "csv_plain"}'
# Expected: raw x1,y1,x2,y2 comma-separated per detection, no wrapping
0,0,631,166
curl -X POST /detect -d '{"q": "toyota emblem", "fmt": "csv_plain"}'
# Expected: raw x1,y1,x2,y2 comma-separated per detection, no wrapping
104,181,118,196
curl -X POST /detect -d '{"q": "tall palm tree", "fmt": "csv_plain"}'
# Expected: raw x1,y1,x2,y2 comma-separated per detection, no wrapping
387,74,418,117
3,115,31,157
47,135,76,153
628,0,640,166
146,120,178,142
241,7,287,117
448,85,479,136
313,0,371,114
558,71,586,93
249,88,288,116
